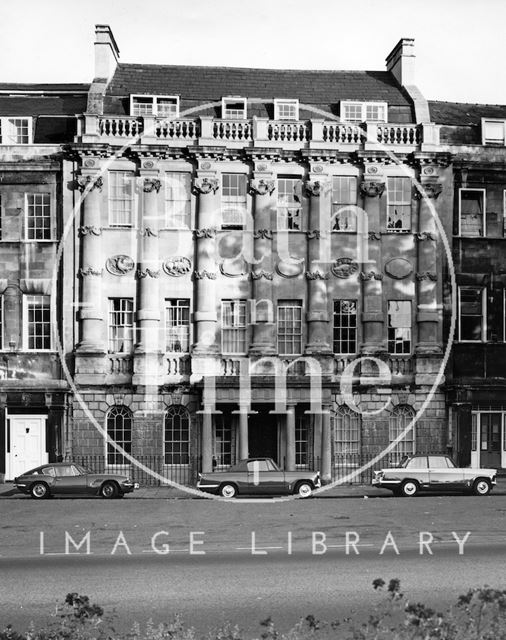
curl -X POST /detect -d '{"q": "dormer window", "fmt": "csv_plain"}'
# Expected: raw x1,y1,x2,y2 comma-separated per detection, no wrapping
130,95,179,118
482,118,506,145
0,117,32,144
274,99,299,121
341,101,387,123
222,97,247,119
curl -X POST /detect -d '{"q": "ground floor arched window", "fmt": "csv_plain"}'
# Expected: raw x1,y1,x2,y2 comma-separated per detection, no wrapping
106,405,132,466
164,405,190,465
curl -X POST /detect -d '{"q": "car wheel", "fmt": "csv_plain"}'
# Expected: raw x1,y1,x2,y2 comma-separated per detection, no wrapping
400,480,419,497
100,481,119,499
219,483,237,498
30,482,49,499
294,482,313,498
472,478,491,496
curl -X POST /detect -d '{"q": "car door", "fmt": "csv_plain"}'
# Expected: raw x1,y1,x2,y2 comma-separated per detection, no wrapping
247,460,285,495
428,456,464,489
53,465,87,494
404,456,430,486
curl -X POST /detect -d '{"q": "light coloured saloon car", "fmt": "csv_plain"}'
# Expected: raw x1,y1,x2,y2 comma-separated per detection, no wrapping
372,454,497,497
197,457,321,498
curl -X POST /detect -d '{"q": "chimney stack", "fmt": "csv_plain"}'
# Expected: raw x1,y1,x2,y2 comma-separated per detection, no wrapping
94,25,119,82
386,38,415,87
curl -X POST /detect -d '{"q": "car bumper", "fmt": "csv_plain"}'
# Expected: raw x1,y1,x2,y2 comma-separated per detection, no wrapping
120,482,139,494
372,478,401,488
196,481,220,495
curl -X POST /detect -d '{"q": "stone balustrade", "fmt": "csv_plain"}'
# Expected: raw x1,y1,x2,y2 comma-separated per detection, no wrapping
78,114,439,150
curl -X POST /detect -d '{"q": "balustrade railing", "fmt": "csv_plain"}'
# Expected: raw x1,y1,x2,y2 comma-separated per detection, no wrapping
165,353,191,377
82,115,433,148
108,354,133,375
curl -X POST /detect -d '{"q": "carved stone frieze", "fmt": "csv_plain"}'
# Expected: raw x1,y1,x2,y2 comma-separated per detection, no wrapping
414,232,436,241
368,231,381,241
360,271,383,281
305,270,329,280
253,229,273,240
416,272,438,281
78,225,102,236
79,267,103,277
251,270,273,281
194,270,217,280
306,230,322,239
141,227,158,237
143,178,161,193
249,179,275,196
194,228,218,238
359,181,385,198
304,180,321,197
106,255,135,276
77,175,103,192
136,268,160,279
413,181,443,200
162,256,192,277
331,258,359,279
193,177,219,195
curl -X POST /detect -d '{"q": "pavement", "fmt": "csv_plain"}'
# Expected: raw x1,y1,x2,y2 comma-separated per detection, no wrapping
2,477,506,499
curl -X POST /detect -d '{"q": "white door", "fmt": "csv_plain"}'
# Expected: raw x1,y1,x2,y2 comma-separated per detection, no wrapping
6,415,48,480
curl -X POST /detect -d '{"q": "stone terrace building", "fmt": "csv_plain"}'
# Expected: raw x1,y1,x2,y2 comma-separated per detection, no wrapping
66,25,450,486
433,101,506,469
0,83,88,480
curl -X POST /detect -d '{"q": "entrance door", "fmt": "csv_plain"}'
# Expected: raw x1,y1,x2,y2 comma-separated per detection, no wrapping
248,409,278,463
7,415,48,480
479,413,502,468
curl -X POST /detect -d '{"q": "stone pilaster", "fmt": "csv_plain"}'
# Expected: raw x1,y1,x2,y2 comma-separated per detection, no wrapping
249,176,276,355
133,175,163,386
359,175,386,354
193,176,219,355
304,179,331,353
285,404,296,471
76,174,104,353
320,404,332,484
415,177,442,354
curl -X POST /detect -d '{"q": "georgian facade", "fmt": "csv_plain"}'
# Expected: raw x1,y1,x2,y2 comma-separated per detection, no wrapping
64,26,449,485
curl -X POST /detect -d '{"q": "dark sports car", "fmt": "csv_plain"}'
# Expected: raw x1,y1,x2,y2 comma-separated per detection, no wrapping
14,462,139,499
197,457,321,498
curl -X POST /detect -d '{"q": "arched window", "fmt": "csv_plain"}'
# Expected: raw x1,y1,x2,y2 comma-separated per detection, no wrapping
334,405,361,457
295,412,312,467
106,405,132,465
389,405,415,457
164,405,190,465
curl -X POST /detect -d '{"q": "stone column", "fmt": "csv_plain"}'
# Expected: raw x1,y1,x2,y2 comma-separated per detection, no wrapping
133,176,162,386
193,177,219,354
320,405,332,484
415,179,442,353
359,178,386,354
285,405,296,472
249,177,276,354
305,179,331,353
238,410,249,460
201,411,213,473
77,174,104,352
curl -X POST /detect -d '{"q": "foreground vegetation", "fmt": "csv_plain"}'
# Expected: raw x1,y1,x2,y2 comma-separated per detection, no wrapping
3,580,506,640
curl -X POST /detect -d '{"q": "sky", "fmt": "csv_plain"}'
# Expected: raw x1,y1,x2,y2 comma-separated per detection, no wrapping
0,0,505,105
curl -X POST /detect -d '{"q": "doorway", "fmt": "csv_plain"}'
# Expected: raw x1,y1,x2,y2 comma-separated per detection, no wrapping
248,407,278,463
6,415,48,480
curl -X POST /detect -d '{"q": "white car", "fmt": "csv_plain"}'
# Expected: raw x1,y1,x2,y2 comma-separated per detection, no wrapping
372,454,497,497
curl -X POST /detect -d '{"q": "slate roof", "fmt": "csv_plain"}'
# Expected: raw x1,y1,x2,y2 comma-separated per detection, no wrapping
429,101,506,126
104,63,415,121
0,84,88,117
0,83,89,92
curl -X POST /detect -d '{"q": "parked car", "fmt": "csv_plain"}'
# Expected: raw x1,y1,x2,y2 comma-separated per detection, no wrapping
372,454,497,497
14,462,139,499
197,457,321,498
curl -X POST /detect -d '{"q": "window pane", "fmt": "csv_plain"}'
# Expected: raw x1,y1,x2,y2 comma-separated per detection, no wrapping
388,300,411,354
222,174,247,228
334,406,361,455
215,414,234,466
222,300,247,353
106,406,132,465
333,300,357,354
26,194,51,240
109,171,134,227
164,406,190,465
459,287,484,341
332,177,357,231
26,295,51,350
132,97,154,116
165,173,191,228
165,299,190,352
277,178,302,231
460,190,484,236
387,177,411,231
277,300,302,355
389,406,414,456
108,298,134,353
